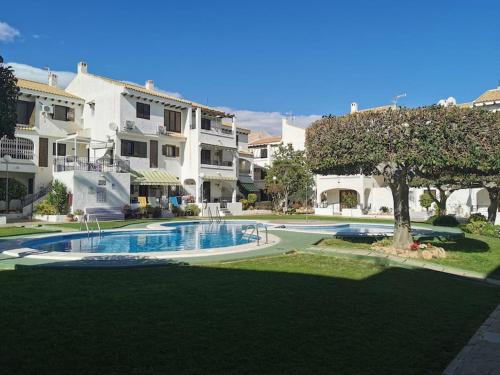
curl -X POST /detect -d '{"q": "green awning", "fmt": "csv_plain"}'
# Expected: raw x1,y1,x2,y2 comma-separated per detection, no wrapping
238,176,259,192
131,170,180,186
240,182,259,193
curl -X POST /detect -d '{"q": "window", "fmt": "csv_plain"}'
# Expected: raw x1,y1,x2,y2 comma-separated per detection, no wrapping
201,118,211,130
164,110,182,132
260,169,267,180
260,148,268,158
121,140,147,158
162,144,180,157
53,105,75,121
201,149,211,164
136,102,150,119
96,187,107,203
16,100,35,125
52,143,67,156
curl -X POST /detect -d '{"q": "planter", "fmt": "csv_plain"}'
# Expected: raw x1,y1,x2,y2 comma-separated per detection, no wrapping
33,214,68,223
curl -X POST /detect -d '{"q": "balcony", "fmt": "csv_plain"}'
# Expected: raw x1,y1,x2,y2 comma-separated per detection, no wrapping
53,156,130,173
0,137,35,160
201,159,233,168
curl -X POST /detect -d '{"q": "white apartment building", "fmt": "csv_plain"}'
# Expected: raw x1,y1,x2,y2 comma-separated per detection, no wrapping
2,62,256,218
251,97,498,222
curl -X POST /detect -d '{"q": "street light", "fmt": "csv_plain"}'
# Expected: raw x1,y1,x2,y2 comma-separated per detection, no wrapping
3,154,12,213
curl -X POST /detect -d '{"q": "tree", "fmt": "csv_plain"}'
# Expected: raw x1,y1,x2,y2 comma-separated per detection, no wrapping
411,175,461,216
265,144,314,213
0,56,19,139
419,191,434,213
47,180,69,214
306,106,500,249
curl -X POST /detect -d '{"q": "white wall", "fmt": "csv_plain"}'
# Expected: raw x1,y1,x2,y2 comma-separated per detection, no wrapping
281,118,306,151
54,170,130,211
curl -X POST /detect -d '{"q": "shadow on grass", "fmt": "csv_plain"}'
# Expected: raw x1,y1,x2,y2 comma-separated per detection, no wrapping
0,256,498,375
431,237,490,253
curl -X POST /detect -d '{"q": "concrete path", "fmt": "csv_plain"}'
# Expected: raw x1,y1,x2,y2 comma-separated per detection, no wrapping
443,304,500,375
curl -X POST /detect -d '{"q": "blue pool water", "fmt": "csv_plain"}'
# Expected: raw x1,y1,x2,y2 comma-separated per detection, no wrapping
276,223,436,236
24,222,258,253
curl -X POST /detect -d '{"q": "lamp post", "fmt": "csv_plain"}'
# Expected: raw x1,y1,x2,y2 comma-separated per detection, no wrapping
3,155,12,213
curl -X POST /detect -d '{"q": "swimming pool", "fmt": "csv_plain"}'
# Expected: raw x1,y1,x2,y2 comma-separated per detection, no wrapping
272,223,457,238
22,221,260,254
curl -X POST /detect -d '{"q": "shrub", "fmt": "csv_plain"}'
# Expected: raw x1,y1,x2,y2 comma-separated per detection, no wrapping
255,201,273,210
152,206,162,218
47,180,69,214
247,193,257,205
291,202,302,210
0,178,27,201
419,192,434,212
34,200,57,215
73,209,84,215
380,206,390,213
372,237,393,247
468,213,487,223
185,203,200,216
428,215,459,227
171,205,184,216
240,199,249,210
463,221,499,238
342,191,358,209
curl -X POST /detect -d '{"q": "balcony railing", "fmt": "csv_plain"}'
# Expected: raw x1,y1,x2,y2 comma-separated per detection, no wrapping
201,160,233,167
53,156,130,173
0,137,34,160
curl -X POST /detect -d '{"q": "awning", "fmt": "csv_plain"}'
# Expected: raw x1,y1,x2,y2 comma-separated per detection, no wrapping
203,175,237,181
132,170,181,186
238,176,259,192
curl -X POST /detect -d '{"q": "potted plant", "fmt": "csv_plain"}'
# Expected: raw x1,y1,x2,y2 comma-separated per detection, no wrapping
73,209,85,222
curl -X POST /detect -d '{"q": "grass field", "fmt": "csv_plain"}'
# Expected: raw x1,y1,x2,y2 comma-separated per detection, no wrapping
0,253,498,374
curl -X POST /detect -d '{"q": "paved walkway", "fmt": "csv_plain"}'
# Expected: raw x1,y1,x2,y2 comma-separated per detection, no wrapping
443,304,500,375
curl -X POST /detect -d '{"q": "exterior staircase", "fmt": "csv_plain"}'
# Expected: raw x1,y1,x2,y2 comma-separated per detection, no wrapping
85,207,124,221
22,184,53,216
219,207,232,216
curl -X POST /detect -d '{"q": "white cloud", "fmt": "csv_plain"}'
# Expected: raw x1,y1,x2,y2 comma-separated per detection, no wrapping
0,21,20,42
217,107,321,134
8,62,76,87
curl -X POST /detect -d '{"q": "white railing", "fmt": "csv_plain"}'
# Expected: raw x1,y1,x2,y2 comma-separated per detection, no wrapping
0,137,34,160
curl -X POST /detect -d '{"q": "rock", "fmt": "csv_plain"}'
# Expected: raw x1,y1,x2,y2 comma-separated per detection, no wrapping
421,250,432,260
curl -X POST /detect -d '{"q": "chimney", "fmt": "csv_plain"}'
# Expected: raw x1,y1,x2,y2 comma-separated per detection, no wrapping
77,61,88,74
48,72,58,87
350,102,358,114
145,80,154,90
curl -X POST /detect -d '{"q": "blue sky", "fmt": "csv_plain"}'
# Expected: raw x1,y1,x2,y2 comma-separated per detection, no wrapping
1,0,499,133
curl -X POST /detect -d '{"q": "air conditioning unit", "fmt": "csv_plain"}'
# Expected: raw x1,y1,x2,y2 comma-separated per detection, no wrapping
42,105,53,114
158,125,166,134
124,120,135,130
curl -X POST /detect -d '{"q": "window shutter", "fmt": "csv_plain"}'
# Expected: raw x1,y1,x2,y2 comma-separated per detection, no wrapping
67,108,75,122
39,138,48,167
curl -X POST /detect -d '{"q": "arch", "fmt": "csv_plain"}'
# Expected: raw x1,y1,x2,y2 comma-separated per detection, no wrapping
318,188,361,213
183,178,196,185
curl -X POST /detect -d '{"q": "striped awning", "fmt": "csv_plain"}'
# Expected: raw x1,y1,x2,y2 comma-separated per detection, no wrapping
238,175,259,192
132,170,180,186
203,175,237,181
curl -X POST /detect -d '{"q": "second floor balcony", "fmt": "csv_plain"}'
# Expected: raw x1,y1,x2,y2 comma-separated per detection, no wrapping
53,156,130,173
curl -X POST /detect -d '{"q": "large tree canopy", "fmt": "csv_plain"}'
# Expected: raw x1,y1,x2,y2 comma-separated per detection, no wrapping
0,56,19,139
306,106,500,248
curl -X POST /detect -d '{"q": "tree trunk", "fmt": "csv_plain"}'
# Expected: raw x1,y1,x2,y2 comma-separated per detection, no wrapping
390,176,413,249
486,187,499,224
427,185,448,216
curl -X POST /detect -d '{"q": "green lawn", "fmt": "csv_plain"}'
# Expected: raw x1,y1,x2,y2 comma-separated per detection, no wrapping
0,226,60,238
0,253,498,374
319,233,500,278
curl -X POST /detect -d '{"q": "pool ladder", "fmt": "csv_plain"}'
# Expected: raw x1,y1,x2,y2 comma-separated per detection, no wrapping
243,223,268,246
80,214,102,236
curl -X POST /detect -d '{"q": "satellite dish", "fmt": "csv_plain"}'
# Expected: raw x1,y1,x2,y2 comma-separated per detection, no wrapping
446,97,456,106
109,123,118,131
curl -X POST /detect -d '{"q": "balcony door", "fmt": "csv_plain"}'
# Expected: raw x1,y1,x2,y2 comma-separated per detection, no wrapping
202,181,211,202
